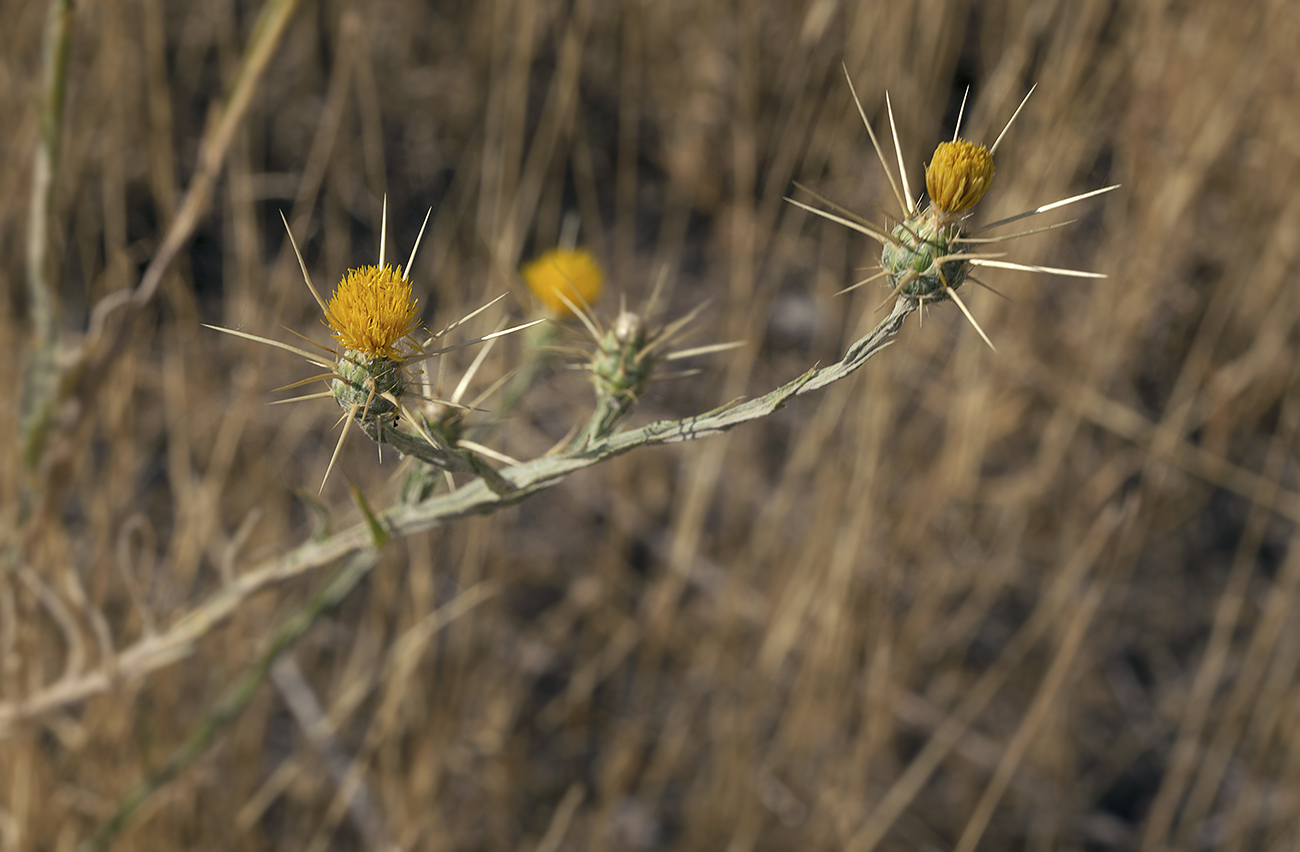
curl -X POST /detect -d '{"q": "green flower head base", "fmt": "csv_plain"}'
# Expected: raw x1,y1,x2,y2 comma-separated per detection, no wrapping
332,349,405,416
881,216,970,300
593,311,653,402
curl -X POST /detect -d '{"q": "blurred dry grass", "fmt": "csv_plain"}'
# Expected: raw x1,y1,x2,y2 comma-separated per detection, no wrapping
3,0,1300,849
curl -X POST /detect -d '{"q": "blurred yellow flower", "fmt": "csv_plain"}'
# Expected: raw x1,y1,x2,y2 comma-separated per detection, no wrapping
522,248,603,316
325,264,421,359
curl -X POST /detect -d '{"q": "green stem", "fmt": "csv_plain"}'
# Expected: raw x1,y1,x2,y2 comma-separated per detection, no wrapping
0,296,916,739
572,390,636,450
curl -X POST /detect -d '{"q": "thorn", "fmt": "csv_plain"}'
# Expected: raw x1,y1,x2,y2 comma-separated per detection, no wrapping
968,277,1010,301
973,185,1119,234
791,181,895,240
553,289,603,342
834,268,890,297
427,293,509,341
954,219,1077,244
280,211,329,314
271,372,338,392
664,340,745,360
203,323,332,367
990,83,1037,156
321,405,358,494
378,194,388,270
885,92,915,214
953,85,970,142
784,196,892,246
945,286,996,351
404,207,433,281
968,259,1107,278
452,318,506,404
842,63,908,217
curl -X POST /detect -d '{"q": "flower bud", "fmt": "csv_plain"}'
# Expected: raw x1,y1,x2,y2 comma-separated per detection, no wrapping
592,311,651,400
925,140,994,216
332,350,405,414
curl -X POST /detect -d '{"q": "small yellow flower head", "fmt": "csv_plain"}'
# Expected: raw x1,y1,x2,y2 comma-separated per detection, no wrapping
522,248,604,316
926,139,995,215
325,264,420,359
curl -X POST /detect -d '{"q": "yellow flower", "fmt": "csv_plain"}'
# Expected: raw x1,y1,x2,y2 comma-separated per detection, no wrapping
324,264,420,359
925,139,995,215
522,248,603,316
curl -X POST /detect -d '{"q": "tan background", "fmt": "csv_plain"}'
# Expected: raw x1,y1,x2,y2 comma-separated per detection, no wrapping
2,0,1298,850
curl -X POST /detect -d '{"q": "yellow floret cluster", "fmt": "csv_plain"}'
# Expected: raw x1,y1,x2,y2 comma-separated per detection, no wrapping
325,264,420,359
925,139,995,215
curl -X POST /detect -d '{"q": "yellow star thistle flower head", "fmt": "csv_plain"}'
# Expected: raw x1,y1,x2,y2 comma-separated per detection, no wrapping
325,263,421,359
522,248,604,316
786,71,1118,353
204,199,549,494
926,139,994,216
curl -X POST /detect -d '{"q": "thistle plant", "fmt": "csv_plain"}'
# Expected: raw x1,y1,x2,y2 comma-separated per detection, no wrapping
788,69,1119,351
16,49,1125,851
565,290,742,449
515,243,736,447
206,199,541,491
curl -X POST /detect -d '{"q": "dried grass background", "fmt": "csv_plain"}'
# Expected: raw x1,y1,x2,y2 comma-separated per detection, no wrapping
3,0,1300,850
